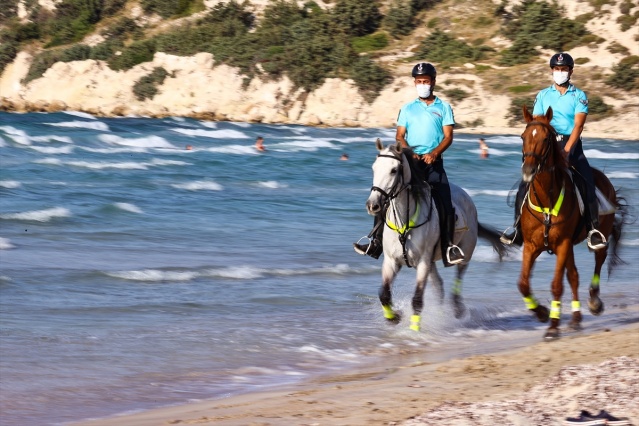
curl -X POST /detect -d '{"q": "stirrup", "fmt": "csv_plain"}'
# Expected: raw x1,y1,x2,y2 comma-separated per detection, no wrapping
446,245,465,265
500,226,518,245
353,236,373,255
587,229,608,250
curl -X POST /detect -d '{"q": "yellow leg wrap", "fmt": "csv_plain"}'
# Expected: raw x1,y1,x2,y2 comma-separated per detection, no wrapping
591,274,600,288
452,278,462,296
550,300,561,319
571,300,581,312
409,315,420,331
382,305,395,320
523,296,538,310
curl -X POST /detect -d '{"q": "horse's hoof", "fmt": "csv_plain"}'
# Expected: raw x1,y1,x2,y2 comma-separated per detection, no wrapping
588,298,605,316
544,328,560,340
532,305,550,323
452,294,466,319
567,321,582,331
386,311,402,324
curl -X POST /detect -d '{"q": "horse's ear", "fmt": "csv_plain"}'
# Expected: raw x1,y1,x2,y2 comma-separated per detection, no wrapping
546,106,553,123
522,104,533,123
394,141,402,153
375,138,383,152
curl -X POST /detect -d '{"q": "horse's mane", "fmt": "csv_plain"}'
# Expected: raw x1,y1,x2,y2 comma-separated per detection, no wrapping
531,115,569,170
387,144,430,202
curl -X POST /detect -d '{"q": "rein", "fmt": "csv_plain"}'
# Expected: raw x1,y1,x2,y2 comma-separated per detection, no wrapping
374,151,433,267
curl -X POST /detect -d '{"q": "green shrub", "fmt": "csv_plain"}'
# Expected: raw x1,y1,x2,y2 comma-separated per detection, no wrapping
132,67,169,101
575,57,590,65
442,88,469,103
508,85,534,94
108,40,157,71
413,30,485,63
349,55,391,102
44,0,104,47
352,32,388,53
605,56,639,91
383,0,414,38
0,41,18,75
0,0,18,20
607,42,629,55
587,94,612,117
508,96,535,126
331,0,382,37
141,0,197,18
23,44,91,82
617,12,639,32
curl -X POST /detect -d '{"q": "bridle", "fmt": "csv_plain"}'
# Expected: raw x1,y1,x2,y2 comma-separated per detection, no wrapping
370,152,410,202
522,120,557,174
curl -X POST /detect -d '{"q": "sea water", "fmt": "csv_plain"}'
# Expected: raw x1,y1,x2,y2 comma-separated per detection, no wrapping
1,112,637,425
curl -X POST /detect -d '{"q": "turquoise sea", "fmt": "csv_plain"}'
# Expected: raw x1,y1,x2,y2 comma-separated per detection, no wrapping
1,112,637,425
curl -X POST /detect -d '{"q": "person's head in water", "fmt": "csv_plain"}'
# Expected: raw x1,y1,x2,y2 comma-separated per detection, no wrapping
340,153,349,161
185,145,193,150
255,136,265,151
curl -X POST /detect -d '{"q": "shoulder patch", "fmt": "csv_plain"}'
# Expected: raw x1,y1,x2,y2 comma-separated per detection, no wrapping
580,98,588,106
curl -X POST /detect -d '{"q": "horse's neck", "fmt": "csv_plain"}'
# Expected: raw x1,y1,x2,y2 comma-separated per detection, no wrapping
531,168,567,204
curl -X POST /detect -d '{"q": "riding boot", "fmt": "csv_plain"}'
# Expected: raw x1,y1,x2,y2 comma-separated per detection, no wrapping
353,213,384,259
586,198,607,250
444,209,465,267
501,183,526,245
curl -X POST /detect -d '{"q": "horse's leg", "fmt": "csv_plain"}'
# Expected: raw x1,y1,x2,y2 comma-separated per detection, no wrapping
545,240,573,340
565,247,583,331
518,245,549,323
452,263,469,319
379,260,402,324
409,262,430,331
588,247,607,315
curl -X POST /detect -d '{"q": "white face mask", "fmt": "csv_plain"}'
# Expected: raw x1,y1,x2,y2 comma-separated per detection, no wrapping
416,84,431,99
553,71,570,85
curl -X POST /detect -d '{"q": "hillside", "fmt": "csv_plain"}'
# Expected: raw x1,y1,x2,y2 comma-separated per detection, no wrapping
1,0,638,139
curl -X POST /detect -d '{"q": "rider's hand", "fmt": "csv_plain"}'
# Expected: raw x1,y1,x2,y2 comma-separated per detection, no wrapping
422,153,436,164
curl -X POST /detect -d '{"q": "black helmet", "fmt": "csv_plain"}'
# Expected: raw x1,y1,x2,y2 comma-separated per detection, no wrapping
549,53,574,69
412,62,437,78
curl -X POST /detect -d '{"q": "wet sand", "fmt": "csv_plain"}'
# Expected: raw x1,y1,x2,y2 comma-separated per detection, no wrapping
76,321,639,426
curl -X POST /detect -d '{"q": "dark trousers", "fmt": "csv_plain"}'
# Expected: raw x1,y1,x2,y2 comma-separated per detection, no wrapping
560,136,596,205
414,157,454,217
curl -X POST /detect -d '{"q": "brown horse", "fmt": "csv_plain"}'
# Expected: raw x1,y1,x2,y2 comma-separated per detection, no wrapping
517,105,626,339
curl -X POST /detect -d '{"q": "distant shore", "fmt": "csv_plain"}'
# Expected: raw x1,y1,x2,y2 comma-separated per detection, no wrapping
75,320,639,426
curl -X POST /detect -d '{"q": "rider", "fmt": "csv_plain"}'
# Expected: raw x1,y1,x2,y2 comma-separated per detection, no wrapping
501,52,607,250
354,62,465,266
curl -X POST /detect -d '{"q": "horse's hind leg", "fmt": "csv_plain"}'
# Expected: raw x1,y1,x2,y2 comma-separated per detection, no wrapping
565,248,582,331
452,263,469,319
379,261,402,324
588,248,607,316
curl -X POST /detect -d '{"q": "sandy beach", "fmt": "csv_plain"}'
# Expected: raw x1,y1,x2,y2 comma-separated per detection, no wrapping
75,320,639,426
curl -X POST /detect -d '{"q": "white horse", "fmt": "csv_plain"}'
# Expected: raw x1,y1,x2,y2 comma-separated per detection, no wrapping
366,139,508,331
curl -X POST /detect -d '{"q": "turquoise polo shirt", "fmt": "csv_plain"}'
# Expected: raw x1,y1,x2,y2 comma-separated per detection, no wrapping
396,97,455,155
532,84,588,135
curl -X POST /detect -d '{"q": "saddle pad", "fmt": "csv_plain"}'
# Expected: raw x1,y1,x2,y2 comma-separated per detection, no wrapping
572,182,616,216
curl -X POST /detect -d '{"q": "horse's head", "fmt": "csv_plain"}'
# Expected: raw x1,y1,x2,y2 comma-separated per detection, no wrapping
366,139,411,216
520,105,565,182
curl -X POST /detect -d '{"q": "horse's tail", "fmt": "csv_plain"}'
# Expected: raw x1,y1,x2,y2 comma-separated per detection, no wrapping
478,222,512,261
606,191,633,277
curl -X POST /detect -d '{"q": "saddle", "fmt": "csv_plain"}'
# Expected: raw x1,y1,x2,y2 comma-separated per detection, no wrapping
568,170,616,216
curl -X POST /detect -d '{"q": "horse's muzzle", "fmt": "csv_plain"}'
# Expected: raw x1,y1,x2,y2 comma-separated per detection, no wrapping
366,197,383,216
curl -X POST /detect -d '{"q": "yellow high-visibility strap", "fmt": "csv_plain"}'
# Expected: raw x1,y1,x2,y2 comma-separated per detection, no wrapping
528,185,565,217
386,203,420,234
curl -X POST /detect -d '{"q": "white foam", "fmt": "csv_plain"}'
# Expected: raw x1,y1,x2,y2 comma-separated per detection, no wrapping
622,238,639,247
30,135,74,143
67,161,149,170
63,111,97,119
113,203,143,214
202,267,264,279
0,126,31,145
149,158,189,166
171,128,248,139
0,207,71,222
0,237,15,249
0,180,21,189
98,134,176,149
585,149,639,160
172,181,223,191
30,145,74,154
34,158,63,165
258,181,287,189
106,269,198,282
607,171,637,179
45,120,110,131
465,189,511,197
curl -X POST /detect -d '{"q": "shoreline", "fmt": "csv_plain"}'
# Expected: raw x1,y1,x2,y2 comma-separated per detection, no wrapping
74,322,639,426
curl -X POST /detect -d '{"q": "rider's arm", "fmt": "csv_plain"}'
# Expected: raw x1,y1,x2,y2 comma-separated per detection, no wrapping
395,126,409,149
564,112,587,155
423,125,453,164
